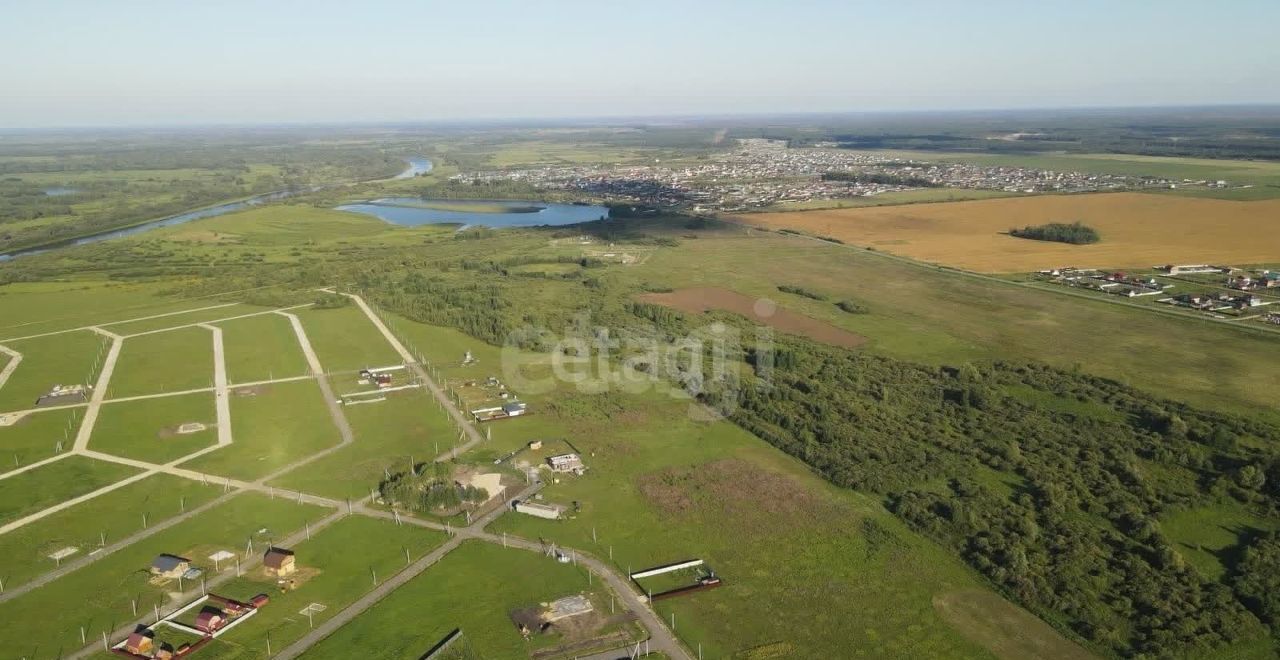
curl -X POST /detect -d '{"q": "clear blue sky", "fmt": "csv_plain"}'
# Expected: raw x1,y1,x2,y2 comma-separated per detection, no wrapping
3,0,1278,127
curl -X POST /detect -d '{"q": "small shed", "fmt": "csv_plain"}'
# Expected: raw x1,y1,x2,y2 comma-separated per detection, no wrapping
547,453,584,473
149,554,191,579
263,547,296,576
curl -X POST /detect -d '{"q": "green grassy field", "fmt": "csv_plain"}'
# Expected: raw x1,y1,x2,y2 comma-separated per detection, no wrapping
180,380,340,480
107,327,214,398
217,312,311,384
0,493,324,660
103,303,258,336
90,393,218,463
0,281,214,337
0,329,109,412
636,227,1280,418
0,456,140,526
301,540,627,660
154,515,448,660
1162,502,1280,582
0,407,83,468
293,306,401,373
0,474,223,591
270,388,453,500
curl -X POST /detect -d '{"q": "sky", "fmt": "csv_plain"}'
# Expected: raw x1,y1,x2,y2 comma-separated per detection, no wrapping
2,0,1279,127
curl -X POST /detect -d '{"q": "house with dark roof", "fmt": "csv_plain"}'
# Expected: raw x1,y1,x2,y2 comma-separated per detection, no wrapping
149,554,191,579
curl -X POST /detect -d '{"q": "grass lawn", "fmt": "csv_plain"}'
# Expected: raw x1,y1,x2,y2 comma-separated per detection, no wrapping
0,329,109,412
0,281,196,337
270,388,453,500
217,312,311,384
108,327,214,398
1161,502,1280,582
91,392,218,463
0,493,325,660
103,303,258,336
0,407,83,468
0,455,141,527
293,305,400,373
169,516,448,659
180,380,340,481
301,540,627,660
0,474,223,591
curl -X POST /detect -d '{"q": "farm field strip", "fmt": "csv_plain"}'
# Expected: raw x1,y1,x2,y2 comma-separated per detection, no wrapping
734,193,1280,273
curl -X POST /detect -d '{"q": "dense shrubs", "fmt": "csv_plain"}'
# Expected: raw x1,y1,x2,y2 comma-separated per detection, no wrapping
731,341,1279,657
1009,221,1100,244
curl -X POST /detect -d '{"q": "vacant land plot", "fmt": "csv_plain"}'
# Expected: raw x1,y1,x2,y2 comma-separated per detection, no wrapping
301,540,609,660
0,281,198,337
103,303,257,336
933,590,1095,660
174,516,447,659
0,493,323,659
0,407,82,468
0,474,222,591
91,392,217,463
0,329,108,412
217,312,310,383
637,287,867,348
0,456,139,526
737,193,1280,272
108,326,214,398
293,306,400,373
272,388,453,500
180,380,339,480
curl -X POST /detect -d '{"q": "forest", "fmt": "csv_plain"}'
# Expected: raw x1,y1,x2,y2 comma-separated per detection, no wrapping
726,337,1280,657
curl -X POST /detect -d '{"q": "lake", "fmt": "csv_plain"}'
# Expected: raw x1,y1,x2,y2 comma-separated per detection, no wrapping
335,198,608,228
394,156,434,179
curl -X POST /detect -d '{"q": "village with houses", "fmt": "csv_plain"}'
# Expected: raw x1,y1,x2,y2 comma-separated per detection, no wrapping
1036,263,1280,324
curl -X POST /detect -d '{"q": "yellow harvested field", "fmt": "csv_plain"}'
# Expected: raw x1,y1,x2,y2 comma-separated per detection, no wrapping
735,193,1280,273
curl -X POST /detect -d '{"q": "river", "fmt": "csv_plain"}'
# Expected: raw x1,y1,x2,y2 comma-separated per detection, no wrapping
0,157,433,262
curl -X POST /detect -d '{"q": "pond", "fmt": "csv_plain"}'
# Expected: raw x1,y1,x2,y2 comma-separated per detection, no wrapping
334,198,609,228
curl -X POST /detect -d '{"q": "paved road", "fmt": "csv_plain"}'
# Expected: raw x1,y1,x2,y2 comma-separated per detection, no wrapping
199,324,233,447
0,343,21,392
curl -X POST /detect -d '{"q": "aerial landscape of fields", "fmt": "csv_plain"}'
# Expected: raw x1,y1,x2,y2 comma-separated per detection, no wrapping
3,2,1280,659
738,192,1280,272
